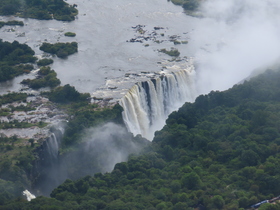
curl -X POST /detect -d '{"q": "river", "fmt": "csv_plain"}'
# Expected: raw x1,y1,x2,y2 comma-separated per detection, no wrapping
1,0,280,139
0,0,199,95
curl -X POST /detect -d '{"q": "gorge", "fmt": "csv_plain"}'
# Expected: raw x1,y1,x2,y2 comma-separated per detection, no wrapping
1,0,280,206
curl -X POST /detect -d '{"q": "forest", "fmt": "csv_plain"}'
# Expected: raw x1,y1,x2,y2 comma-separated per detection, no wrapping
0,0,78,21
1,69,280,209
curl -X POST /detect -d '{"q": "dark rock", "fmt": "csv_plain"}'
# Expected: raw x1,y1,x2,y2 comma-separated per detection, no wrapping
154,26,164,30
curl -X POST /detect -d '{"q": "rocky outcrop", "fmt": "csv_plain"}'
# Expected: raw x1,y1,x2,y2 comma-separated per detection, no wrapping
0,96,68,142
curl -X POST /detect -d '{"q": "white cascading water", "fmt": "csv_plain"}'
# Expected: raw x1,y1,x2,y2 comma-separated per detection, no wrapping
45,126,64,162
46,133,60,161
23,190,36,201
120,63,197,140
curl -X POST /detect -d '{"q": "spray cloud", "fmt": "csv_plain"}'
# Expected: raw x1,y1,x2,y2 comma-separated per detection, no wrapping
33,123,148,196
189,0,280,94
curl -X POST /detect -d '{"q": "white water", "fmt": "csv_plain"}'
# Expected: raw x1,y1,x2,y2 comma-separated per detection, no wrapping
46,133,60,160
23,190,36,201
120,60,197,140
45,126,64,161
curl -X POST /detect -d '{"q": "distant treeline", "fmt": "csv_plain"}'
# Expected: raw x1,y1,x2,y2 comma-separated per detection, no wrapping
0,39,36,82
0,0,78,21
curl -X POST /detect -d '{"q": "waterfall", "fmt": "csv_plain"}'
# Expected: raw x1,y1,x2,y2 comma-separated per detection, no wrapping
42,126,64,167
32,124,65,196
23,190,36,201
45,132,61,162
120,63,196,140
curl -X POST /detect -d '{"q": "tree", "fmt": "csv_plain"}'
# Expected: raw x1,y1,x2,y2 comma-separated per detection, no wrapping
240,149,260,166
210,195,225,209
181,172,201,189
182,0,199,11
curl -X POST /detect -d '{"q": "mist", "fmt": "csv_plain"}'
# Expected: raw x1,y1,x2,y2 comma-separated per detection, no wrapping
62,122,148,178
35,123,148,196
189,0,280,94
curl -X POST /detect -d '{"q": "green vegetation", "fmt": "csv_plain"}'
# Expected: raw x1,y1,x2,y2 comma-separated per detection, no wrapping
39,42,78,58
61,103,124,148
45,84,89,104
64,32,76,37
159,48,180,57
37,58,54,66
0,20,24,28
3,69,280,209
0,39,36,82
42,84,124,148
0,92,28,105
9,105,35,112
0,135,35,204
0,0,78,21
0,120,45,129
0,108,11,116
173,40,188,45
40,84,122,148
173,40,181,45
170,0,200,11
0,105,35,116
21,66,61,89
259,203,280,210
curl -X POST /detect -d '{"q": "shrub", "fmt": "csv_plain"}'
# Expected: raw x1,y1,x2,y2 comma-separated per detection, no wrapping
37,58,53,66
159,48,180,57
64,32,76,37
39,42,78,58
21,66,60,89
